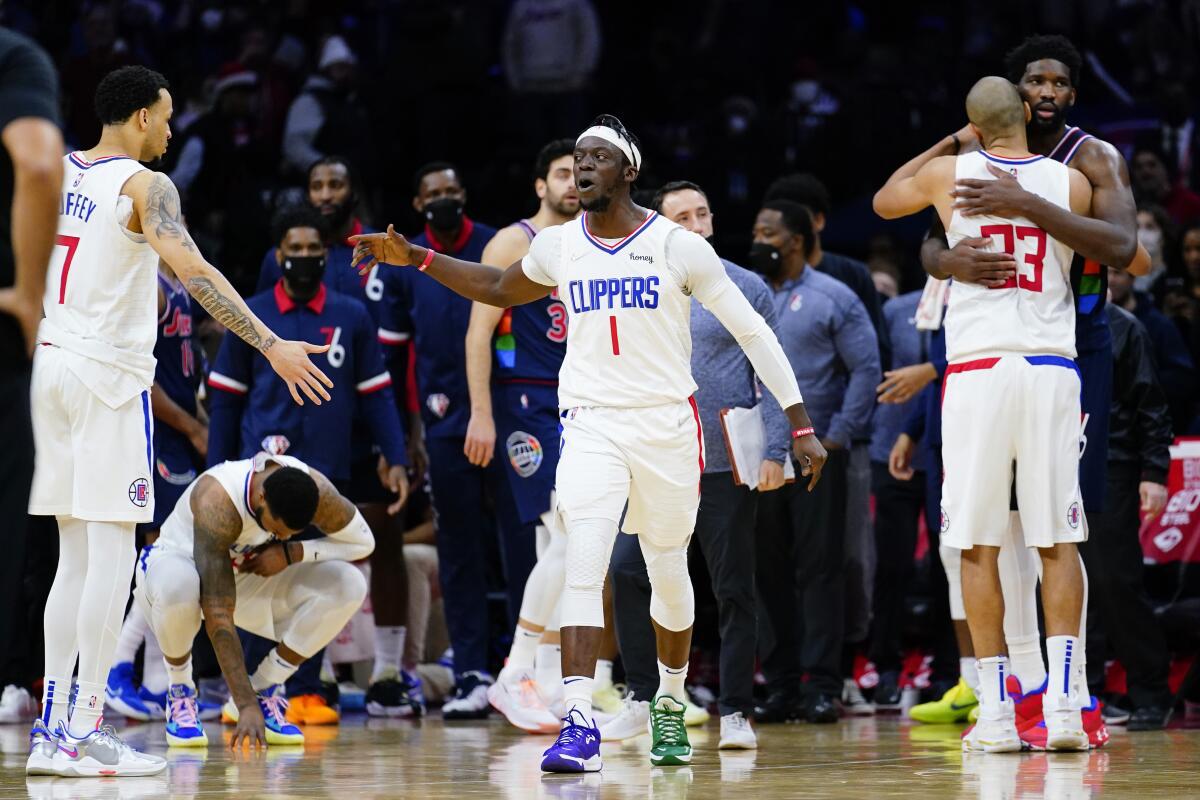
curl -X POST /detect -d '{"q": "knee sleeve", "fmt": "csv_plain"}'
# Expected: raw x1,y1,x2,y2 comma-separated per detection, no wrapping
560,518,618,629
939,544,965,621
143,555,201,659
641,537,695,632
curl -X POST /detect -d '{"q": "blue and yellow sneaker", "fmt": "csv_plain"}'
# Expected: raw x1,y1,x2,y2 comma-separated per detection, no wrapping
540,707,602,773
220,687,305,745
165,685,209,748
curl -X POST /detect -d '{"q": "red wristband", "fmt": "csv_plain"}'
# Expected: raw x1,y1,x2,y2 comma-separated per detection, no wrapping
791,427,815,439
418,248,435,271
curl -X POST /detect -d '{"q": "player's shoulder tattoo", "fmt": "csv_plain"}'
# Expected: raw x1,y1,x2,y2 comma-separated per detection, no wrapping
191,475,243,544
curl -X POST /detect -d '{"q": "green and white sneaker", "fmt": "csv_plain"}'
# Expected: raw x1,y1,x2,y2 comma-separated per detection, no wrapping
648,695,692,766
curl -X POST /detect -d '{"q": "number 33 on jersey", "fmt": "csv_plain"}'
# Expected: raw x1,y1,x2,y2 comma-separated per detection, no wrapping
945,151,1078,363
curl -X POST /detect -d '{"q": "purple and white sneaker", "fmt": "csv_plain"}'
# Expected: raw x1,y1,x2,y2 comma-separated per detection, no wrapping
540,707,602,773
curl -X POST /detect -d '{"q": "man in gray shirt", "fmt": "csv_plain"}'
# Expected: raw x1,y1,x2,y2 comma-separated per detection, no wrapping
607,181,789,751
748,199,880,724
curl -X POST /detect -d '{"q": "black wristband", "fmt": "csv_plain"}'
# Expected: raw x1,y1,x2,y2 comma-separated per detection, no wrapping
282,541,294,565
950,133,961,154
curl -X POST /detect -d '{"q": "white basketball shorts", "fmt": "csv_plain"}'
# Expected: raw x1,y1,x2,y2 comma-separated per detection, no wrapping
941,354,1087,550
555,399,704,548
28,345,155,522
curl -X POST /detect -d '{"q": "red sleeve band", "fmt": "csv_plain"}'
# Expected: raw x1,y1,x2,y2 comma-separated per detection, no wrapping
418,248,435,271
791,427,815,439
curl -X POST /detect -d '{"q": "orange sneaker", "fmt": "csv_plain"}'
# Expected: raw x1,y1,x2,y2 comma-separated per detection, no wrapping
284,694,340,725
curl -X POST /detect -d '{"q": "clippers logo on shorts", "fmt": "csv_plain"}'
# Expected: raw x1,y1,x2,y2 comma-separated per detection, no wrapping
426,393,450,419
939,506,950,533
1067,502,1082,530
261,435,291,456
506,431,543,478
156,459,197,486
128,478,150,507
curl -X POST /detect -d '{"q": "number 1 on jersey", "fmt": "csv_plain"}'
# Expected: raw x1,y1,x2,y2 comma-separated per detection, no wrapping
609,315,620,356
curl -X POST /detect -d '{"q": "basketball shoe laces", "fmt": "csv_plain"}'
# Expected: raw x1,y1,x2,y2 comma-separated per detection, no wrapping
653,705,686,745
552,710,592,748
169,693,199,728
261,694,290,725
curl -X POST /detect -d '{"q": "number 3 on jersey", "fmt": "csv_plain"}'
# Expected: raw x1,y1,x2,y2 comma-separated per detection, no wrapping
979,223,1047,292
546,288,568,343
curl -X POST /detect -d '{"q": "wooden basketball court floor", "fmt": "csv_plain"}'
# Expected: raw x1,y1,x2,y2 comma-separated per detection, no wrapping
2,714,1198,799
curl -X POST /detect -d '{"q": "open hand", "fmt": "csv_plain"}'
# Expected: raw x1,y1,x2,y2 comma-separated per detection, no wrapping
877,363,937,404
937,237,1017,288
350,224,417,275
791,435,827,491
952,162,1032,218
230,703,267,751
263,338,333,405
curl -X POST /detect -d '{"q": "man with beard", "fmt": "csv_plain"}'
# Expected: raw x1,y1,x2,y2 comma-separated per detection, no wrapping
207,206,409,728
463,139,578,733
921,35,1166,734
256,158,421,718
376,162,514,720
352,115,824,772
748,199,880,725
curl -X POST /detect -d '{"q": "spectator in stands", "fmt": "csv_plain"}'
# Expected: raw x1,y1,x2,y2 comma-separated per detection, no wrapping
1088,303,1174,730
1131,145,1200,228
1134,205,1173,295
1108,265,1196,433
60,5,133,147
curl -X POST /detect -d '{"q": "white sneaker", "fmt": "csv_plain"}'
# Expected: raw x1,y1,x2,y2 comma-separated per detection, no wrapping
0,685,38,724
842,678,876,717
599,693,650,741
1044,693,1088,752
487,671,559,733
25,720,59,776
52,722,167,777
962,701,1021,753
442,671,493,720
718,712,758,750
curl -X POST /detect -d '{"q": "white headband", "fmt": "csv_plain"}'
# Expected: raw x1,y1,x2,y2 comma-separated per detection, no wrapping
576,125,641,170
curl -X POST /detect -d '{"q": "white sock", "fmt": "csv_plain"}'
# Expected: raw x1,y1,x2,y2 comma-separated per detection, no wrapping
40,676,70,734
594,658,613,688
976,656,1010,714
536,643,561,689
507,626,541,672
563,676,594,721
372,626,406,682
250,648,300,693
321,651,336,683
165,655,195,690
112,605,148,665
960,657,980,692
1007,635,1047,693
142,632,167,694
657,660,688,703
1045,635,1079,700
68,680,105,737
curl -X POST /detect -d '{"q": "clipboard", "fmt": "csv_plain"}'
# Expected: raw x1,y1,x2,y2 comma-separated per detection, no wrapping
718,404,795,489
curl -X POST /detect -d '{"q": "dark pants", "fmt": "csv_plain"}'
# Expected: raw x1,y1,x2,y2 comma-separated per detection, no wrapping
427,435,535,676
610,472,759,715
755,450,849,697
868,461,925,673
0,366,35,687
1081,460,1172,709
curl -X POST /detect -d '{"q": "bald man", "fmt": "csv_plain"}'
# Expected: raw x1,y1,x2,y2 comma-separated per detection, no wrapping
873,77,1094,753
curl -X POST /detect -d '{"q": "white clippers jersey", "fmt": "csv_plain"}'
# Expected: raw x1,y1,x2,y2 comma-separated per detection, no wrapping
156,454,309,567
45,153,159,360
522,212,698,408
945,151,1076,362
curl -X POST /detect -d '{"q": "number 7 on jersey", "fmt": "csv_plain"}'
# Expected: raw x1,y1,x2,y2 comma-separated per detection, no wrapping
54,235,81,304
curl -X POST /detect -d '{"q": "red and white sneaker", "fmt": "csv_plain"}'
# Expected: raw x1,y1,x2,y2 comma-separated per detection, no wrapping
1020,695,1108,750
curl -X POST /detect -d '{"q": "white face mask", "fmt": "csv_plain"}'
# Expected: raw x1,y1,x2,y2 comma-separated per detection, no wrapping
1139,227,1163,260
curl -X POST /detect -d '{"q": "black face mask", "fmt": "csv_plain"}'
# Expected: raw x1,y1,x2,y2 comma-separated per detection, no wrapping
747,242,783,278
423,197,464,231
282,255,326,300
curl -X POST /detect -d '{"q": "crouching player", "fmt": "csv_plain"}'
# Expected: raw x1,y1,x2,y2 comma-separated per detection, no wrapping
133,452,373,747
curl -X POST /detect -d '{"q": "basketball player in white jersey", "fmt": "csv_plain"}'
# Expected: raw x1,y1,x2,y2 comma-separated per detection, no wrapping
464,138,578,733
25,66,332,777
353,115,825,772
874,77,1093,752
134,453,373,749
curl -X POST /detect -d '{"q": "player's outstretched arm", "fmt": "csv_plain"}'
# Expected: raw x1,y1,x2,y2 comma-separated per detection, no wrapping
127,171,333,406
873,143,956,221
351,225,552,308
191,477,265,749
951,139,1138,269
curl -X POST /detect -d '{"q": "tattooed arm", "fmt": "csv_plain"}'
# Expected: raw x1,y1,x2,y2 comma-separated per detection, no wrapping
190,476,266,748
125,170,334,406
